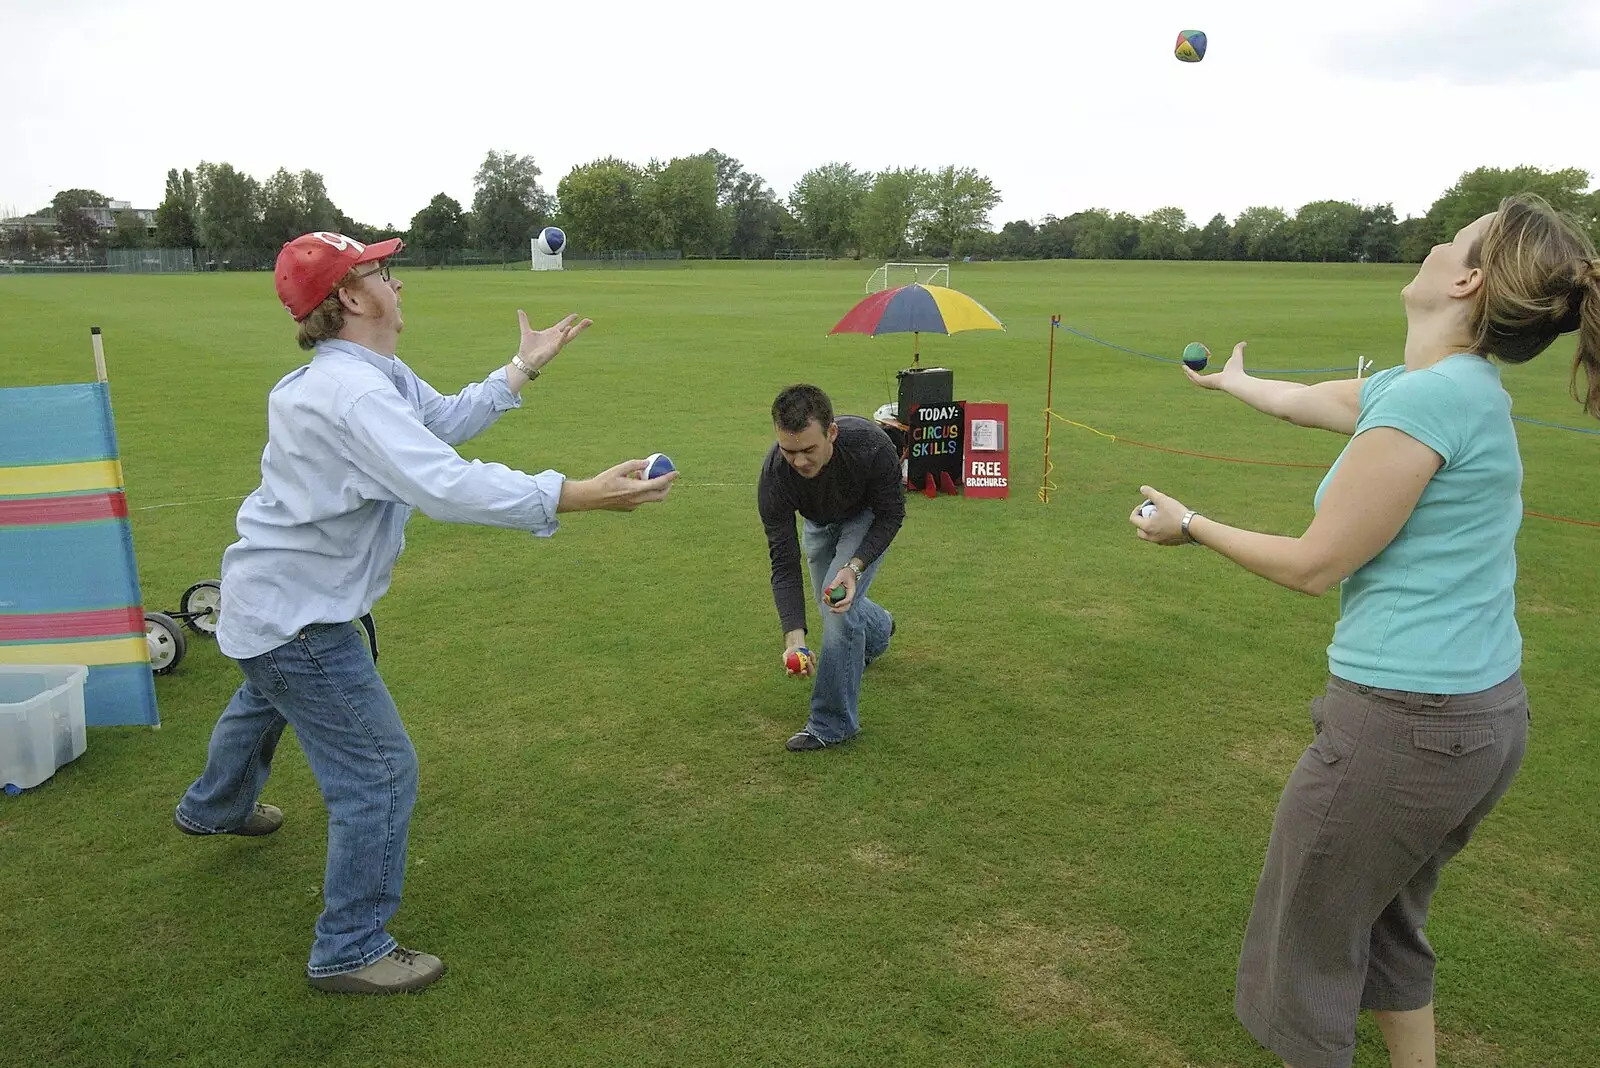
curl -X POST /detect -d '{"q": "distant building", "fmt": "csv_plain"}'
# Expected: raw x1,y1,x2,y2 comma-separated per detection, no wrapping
1,199,158,236
90,200,158,232
0,213,56,233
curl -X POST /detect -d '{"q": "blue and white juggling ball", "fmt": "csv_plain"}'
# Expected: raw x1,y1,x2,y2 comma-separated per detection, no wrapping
535,227,566,256
643,452,676,479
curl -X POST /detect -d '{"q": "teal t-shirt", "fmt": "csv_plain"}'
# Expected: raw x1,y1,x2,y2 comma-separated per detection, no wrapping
1314,354,1523,693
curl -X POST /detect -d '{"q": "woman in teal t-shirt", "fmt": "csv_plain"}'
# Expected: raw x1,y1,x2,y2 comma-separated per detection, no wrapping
1133,193,1600,1068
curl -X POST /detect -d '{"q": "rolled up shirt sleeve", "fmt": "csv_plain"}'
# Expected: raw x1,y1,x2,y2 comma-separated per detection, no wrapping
339,383,563,537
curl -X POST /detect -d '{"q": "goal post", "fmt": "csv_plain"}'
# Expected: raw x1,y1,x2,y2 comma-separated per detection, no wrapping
866,262,949,293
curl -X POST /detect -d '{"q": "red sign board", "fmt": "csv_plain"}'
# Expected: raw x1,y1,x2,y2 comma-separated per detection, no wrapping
962,403,1009,498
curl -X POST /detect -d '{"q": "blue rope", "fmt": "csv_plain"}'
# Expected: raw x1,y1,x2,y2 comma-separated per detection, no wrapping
1511,415,1600,436
1055,322,1600,437
1054,323,1358,375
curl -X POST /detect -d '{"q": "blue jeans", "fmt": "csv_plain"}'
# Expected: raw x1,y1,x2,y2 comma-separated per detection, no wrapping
801,509,894,743
175,621,417,978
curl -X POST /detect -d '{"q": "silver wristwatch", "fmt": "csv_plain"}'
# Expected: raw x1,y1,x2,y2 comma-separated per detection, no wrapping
1181,510,1201,543
511,353,540,380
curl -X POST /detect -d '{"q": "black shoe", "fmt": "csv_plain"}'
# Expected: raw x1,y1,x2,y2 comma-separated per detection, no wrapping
787,729,859,751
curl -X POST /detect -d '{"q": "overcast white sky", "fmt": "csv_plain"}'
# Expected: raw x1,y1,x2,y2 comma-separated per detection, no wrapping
3,0,1597,229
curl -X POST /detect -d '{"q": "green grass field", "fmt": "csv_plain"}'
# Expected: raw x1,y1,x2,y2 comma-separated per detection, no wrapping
1,261,1595,1068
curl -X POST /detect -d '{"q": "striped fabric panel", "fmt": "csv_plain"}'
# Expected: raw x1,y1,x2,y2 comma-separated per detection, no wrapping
0,522,143,613
83,663,161,726
0,636,149,667
0,460,125,497
0,606,146,641
0,380,159,727
0,382,117,467
0,492,128,526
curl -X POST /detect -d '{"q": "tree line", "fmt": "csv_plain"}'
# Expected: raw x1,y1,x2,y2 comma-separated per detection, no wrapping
6,152,1597,268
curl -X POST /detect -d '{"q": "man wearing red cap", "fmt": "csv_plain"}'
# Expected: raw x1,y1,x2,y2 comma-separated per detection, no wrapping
173,231,675,994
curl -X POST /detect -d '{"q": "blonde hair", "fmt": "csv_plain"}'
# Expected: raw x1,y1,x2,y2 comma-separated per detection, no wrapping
1466,193,1600,417
293,268,361,351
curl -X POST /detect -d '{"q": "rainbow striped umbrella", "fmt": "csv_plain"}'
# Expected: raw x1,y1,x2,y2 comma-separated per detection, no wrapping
829,283,1005,366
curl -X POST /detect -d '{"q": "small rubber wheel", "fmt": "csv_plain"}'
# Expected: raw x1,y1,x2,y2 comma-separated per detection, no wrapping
180,580,222,635
145,612,187,675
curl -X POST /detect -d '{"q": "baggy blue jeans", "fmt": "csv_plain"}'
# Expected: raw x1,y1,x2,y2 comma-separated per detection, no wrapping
800,508,894,743
175,621,417,977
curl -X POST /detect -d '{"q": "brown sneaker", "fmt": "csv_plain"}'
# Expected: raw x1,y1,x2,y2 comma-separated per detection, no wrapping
174,802,284,837
308,946,446,994
786,730,828,751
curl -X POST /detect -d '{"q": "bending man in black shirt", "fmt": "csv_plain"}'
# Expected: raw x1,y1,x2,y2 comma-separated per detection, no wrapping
758,384,905,751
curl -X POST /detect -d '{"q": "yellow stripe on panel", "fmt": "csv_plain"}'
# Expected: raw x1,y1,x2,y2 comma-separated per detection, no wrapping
0,636,149,667
0,460,125,497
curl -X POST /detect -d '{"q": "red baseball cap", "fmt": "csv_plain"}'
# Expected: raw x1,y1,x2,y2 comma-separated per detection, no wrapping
274,231,405,320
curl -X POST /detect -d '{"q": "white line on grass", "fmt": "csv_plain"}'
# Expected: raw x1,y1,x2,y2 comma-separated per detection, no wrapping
131,485,758,511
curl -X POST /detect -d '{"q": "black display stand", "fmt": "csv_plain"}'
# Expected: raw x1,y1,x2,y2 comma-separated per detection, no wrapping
897,367,960,492
897,366,952,420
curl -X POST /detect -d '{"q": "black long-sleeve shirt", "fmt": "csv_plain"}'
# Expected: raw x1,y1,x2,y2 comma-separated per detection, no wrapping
758,416,906,634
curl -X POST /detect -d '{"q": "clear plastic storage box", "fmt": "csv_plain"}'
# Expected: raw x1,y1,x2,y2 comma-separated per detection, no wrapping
0,665,89,793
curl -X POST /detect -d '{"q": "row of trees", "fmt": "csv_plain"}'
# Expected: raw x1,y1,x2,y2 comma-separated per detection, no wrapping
1,169,393,267
9,154,1598,267
976,202,1409,263
408,150,791,263
442,159,1598,264
973,166,1600,265
143,163,392,268
408,154,1003,262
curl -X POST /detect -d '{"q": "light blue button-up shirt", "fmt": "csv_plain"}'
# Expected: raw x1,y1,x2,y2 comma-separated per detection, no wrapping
216,339,564,659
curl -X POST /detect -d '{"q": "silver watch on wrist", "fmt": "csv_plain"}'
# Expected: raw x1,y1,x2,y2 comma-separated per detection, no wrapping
510,353,540,380
848,561,864,577
1181,510,1201,543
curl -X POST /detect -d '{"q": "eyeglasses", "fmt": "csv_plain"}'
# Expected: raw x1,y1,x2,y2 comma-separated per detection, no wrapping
352,261,392,283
